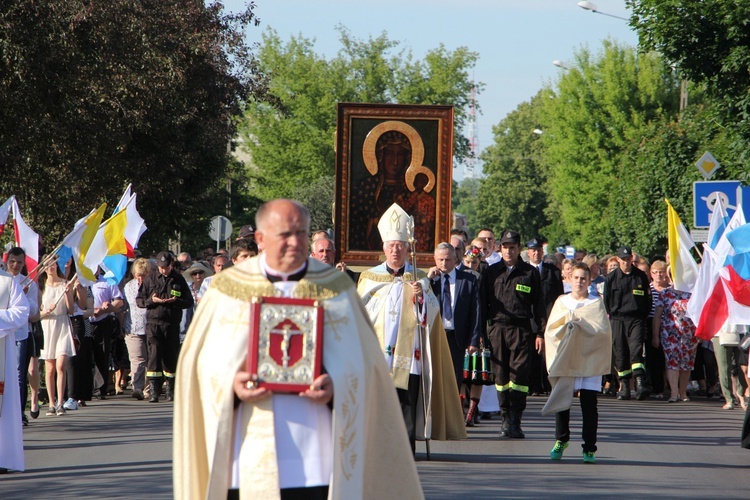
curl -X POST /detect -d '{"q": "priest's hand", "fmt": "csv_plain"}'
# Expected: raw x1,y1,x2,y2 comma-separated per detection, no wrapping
300,373,333,405
410,281,423,301
234,371,271,404
535,337,543,354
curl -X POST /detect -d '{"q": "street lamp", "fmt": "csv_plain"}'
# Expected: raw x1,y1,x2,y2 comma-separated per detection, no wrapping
552,60,569,70
577,1,629,21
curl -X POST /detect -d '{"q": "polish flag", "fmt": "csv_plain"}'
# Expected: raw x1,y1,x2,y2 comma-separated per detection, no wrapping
12,198,40,279
693,245,727,340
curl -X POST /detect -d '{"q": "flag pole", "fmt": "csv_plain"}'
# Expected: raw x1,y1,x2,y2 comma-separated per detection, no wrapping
19,243,64,286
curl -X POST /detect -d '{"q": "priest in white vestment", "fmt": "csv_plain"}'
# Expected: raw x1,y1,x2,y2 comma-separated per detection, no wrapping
0,268,31,473
174,199,423,500
357,203,466,453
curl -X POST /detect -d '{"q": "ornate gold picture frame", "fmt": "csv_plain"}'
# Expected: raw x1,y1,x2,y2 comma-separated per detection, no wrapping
334,103,453,267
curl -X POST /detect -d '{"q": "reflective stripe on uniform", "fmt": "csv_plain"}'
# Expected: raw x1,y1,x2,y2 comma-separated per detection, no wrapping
509,381,529,393
495,382,510,392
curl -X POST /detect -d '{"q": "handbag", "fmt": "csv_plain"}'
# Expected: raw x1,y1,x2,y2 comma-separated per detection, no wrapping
31,320,44,350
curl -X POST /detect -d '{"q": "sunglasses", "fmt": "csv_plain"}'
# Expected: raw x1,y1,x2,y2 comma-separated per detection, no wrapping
191,271,205,276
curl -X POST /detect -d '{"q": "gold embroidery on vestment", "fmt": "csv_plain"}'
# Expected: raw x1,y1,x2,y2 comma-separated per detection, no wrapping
340,377,359,480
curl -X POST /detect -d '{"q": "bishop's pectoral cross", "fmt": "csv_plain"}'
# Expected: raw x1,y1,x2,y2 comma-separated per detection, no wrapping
388,278,403,320
278,324,303,369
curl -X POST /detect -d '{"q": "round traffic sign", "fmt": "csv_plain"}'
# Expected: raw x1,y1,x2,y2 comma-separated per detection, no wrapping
209,215,233,241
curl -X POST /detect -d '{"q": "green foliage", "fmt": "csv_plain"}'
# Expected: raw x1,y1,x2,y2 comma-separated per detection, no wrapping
452,177,481,236
291,175,335,234
477,91,550,243
629,0,750,123
617,97,750,258
540,40,680,253
240,27,482,200
0,1,267,252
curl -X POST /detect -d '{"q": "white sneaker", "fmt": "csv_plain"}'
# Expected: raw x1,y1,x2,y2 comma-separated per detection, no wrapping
63,398,79,411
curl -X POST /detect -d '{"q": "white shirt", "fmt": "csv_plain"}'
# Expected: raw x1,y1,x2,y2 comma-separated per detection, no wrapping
11,274,38,341
486,251,501,266
197,275,213,300
231,254,332,489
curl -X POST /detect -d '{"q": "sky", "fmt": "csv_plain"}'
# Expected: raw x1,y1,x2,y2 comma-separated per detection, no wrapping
221,0,638,180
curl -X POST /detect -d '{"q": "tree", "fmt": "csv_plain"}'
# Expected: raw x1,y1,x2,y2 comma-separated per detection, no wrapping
618,99,748,258
240,26,482,200
628,0,750,124
476,90,550,243
540,40,680,253
0,1,269,252
292,175,335,234
452,178,481,236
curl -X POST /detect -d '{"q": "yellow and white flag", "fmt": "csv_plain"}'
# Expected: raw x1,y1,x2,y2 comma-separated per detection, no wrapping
666,199,699,292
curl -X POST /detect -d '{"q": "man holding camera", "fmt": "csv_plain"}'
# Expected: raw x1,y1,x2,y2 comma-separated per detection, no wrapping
136,251,193,402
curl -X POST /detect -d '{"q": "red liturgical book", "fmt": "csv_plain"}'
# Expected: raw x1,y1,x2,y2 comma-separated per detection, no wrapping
247,296,324,393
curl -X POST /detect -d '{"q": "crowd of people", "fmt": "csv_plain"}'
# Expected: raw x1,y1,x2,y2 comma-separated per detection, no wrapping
0,232,259,426
2,198,749,494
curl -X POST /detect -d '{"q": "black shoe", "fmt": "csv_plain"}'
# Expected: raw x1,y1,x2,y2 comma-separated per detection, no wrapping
508,427,525,439
508,411,525,439
498,413,510,438
165,379,175,402
22,414,29,427
635,376,650,401
30,407,39,419
148,379,160,403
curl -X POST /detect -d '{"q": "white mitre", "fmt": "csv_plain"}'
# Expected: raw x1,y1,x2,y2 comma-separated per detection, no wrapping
378,203,411,242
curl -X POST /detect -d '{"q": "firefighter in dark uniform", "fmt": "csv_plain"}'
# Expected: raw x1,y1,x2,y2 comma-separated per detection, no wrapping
136,251,193,402
481,231,546,438
603,246,651,401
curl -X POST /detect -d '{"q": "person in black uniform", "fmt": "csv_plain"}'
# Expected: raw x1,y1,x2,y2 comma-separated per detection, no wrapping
481,231,546,438
603,246,651,401
136,251,193,402
526,237,564,395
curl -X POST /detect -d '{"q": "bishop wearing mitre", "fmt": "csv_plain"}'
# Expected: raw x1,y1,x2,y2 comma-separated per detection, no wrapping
357,203,466,454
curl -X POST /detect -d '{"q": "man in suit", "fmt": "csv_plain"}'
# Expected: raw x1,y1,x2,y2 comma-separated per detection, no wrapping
428,242,483,425
526,237,564,395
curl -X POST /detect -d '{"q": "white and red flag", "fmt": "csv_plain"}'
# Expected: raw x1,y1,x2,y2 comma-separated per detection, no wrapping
11,198,40,279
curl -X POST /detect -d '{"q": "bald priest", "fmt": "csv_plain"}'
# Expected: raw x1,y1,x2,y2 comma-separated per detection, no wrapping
174,199,422,500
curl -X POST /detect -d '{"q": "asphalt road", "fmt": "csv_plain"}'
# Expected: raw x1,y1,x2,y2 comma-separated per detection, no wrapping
2,393,748,499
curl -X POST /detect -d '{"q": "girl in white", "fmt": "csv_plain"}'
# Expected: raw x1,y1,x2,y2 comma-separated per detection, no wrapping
39,259,76,416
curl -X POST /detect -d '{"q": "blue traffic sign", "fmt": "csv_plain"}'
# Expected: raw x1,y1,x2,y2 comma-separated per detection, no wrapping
693,181,743,228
